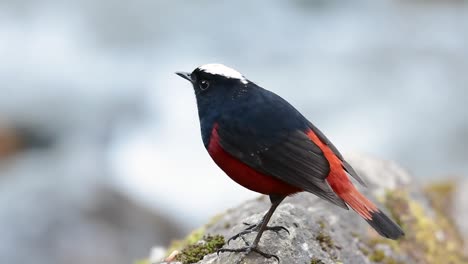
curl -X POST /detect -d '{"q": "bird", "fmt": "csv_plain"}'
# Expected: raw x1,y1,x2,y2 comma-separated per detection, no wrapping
176,63,404,261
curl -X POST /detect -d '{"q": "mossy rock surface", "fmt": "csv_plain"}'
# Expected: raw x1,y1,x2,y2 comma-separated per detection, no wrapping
174,235,225,264
377,183,467,264
155,155,466,264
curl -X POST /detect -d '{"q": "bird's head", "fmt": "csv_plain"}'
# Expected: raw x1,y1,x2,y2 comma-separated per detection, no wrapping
176,64,250,111
176,63,248,92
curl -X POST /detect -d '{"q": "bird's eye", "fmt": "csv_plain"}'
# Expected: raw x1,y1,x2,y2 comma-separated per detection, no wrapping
199,80,210,90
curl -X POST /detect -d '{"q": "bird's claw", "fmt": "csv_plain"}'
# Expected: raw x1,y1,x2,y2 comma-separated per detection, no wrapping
242,222,257,228
240,236,250,246
227,223,289,245
217,246,279,263
227,230,254,245
267,225,290,235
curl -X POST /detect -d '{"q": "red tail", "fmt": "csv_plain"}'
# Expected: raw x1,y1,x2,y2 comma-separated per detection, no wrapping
306,130,404,239
336,186,377,220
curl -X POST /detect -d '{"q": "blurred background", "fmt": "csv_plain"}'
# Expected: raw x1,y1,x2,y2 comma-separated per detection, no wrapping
0,0,467,263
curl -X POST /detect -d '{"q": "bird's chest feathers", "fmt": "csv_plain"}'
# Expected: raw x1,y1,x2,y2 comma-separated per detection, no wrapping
206,123,301,195
200,116,217,148
199,103,238,148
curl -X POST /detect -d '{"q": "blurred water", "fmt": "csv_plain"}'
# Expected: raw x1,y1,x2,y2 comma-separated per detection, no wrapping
1,0,468,263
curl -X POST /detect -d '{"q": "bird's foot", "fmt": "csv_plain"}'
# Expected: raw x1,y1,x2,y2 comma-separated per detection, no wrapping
217,245,279,263
227,222,289,245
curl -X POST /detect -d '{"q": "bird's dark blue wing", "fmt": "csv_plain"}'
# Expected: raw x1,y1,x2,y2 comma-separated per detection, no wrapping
215,88,348,209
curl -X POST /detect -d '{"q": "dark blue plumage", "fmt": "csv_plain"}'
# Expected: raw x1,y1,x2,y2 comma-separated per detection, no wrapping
176,63,404,260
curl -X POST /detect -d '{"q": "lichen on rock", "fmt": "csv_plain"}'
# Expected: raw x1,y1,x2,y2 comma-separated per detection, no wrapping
174,235,225,264
374,186,467,264
166,227,206,256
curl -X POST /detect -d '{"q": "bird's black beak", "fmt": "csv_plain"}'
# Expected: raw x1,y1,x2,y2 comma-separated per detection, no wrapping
175,71,192,83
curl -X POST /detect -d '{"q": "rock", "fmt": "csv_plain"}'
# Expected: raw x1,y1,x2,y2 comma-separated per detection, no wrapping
155,154,467,264
197,194,394,264
453,178,468,254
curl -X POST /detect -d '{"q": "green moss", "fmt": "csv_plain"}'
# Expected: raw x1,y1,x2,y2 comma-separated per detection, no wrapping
162,212,230,262
175,235,225,264
367,237,399,252
166,212,229,256
369,249,385,262
350,231,360,238
362,245,403,264
424,181,455,196
315,225,341,262
359,246,370,256
316,231,334,251
133,260,149,264
423,181,464,245
310,257,325,264
317,219,326,229
423,181,455,217
383,258,401,264
166,227,206,254
368,188,468,264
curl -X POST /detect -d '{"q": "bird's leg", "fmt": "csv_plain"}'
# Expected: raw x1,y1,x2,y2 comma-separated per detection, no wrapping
218,195,286,262
227,218,289,245
227,195,289,245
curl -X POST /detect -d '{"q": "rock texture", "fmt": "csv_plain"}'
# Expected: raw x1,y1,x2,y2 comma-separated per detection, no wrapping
155,154,467,264
199,195,394,264
453,178,468,255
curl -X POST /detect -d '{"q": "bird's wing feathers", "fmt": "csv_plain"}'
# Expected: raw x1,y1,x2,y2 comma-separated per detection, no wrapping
307,121,367,187
216,111,349,209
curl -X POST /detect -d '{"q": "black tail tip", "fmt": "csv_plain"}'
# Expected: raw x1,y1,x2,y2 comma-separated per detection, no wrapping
366,210,405,240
